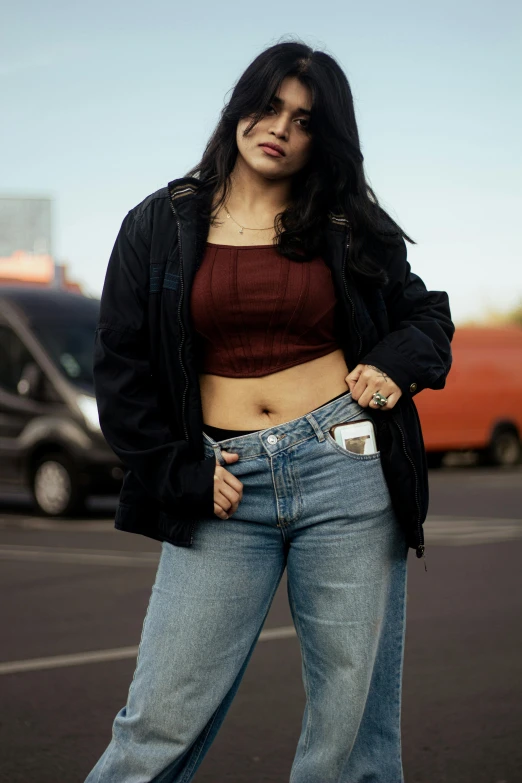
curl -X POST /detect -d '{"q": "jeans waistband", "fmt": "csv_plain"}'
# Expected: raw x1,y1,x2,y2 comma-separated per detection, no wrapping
202,390,369,460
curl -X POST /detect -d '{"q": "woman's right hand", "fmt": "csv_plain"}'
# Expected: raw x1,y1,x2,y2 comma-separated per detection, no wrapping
214,451,243,519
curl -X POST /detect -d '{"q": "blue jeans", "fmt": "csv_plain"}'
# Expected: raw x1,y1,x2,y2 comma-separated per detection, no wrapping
85,391,409,783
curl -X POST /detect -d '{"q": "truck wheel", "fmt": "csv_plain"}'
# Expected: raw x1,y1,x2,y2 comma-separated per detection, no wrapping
483,426,521,467
31,452,87,517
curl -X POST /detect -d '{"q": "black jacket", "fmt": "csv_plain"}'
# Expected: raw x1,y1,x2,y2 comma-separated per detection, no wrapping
93,176,455,561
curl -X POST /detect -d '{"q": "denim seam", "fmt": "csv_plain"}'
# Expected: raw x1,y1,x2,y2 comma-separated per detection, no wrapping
94,583,158,781
288,449,304,524
268,455,283,526
394,557,408,778
177,709,222,783
94,738,111,783
287,590,313,761
129,583,157,691
148,675,226,783
174,561,288,783
272,448,305,529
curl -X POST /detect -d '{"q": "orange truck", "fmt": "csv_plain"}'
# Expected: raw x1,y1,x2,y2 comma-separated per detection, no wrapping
415,326,522,467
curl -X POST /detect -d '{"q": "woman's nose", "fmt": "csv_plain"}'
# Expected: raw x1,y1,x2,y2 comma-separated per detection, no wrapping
269,117,289,139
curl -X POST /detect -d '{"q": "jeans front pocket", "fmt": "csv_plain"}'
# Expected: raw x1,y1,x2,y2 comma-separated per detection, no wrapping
324,425,381,462
311,430,393,524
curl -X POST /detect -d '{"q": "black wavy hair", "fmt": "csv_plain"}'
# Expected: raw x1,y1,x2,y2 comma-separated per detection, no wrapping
186,39,415,285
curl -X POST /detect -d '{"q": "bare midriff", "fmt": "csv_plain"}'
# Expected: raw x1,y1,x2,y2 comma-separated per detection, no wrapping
199,348,350,430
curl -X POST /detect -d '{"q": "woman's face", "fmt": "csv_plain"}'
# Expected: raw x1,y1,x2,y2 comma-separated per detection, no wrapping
236,76,313,180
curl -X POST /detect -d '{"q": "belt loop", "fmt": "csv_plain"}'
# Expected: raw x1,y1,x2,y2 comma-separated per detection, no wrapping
210,443,225,466
306,413,326,442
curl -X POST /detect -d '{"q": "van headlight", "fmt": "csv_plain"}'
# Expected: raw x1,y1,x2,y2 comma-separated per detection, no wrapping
77,394,101,432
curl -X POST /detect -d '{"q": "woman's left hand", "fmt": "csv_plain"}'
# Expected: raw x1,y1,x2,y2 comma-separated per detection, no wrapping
345,364,402,410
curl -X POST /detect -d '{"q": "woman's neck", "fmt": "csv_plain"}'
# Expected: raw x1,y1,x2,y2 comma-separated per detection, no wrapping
224,159,291,220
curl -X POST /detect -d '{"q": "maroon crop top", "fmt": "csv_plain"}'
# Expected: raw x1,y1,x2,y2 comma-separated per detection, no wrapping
190,242,341,378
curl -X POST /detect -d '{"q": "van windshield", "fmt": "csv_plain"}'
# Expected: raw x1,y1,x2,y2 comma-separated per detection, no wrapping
31,318,97,388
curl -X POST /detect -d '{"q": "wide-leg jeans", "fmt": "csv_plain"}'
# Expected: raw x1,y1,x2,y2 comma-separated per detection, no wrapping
85,391,409,783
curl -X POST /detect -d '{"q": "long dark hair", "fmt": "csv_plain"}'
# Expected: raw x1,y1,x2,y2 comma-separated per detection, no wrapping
186,39,415,285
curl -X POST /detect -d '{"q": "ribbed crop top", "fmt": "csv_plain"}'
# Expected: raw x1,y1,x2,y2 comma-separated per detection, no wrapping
190,242,341,378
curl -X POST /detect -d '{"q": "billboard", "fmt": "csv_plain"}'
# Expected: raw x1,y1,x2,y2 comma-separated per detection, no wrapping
0,197,53,256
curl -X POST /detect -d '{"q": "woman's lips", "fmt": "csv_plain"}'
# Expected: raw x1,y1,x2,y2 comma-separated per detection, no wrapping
259,144,284,157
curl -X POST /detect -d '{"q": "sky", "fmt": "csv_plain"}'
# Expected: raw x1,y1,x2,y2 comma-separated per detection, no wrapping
2,0,521,323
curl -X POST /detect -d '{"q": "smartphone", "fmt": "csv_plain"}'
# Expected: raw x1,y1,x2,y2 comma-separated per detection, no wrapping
329,419,378,455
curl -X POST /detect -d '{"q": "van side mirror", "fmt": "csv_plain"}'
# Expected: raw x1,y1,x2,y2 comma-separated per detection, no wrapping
17,362,44,399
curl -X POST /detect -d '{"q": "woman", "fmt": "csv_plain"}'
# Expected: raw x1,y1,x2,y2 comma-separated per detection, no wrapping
86,41,454,783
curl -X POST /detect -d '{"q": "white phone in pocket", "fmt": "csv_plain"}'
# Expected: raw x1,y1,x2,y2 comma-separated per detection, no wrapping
329,418,378,455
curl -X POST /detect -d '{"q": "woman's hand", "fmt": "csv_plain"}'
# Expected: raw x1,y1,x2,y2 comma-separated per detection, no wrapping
214,451,243,519
345,364,402,410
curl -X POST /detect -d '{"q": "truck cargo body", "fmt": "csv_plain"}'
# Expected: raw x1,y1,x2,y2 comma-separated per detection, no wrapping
415,327,522,465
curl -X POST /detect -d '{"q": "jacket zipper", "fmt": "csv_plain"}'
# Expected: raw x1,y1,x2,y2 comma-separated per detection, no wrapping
394,418,427,571
168,198,190,442
341,234,363,361
342,229,426,570
168,196,196,545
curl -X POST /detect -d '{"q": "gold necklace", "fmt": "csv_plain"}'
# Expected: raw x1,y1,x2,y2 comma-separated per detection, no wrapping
224,203,274,235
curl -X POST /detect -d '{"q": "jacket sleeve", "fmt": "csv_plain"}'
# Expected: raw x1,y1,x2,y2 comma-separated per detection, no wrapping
93,209,216,518
359,236,455,396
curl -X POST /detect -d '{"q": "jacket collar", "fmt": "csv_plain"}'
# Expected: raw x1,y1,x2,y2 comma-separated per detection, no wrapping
167,176,351,234
167,177,201,204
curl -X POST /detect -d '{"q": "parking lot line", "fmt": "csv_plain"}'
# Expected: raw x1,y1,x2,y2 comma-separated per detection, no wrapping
0,626,298,676
0,516,119,531
1,516,522,565
424,517,522,545
0,544,159,566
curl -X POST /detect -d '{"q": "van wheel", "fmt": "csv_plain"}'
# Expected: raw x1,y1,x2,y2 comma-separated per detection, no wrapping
483,426,521,467
31,453,86,517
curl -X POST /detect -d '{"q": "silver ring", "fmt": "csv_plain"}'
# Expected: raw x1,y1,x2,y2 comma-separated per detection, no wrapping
372,392,388,408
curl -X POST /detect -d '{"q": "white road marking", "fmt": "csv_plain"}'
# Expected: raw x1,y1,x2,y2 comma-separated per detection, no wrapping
0,518,118,531
0,544,159,566
429,473,522,488
424,517,522,545
1,515,521,676
1,517,522,566
0,626,298,676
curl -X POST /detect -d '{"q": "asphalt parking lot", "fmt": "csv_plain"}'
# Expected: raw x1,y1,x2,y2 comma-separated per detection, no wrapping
1,466,521,783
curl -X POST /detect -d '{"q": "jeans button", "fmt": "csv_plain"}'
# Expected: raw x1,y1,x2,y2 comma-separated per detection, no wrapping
267,434,278,445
